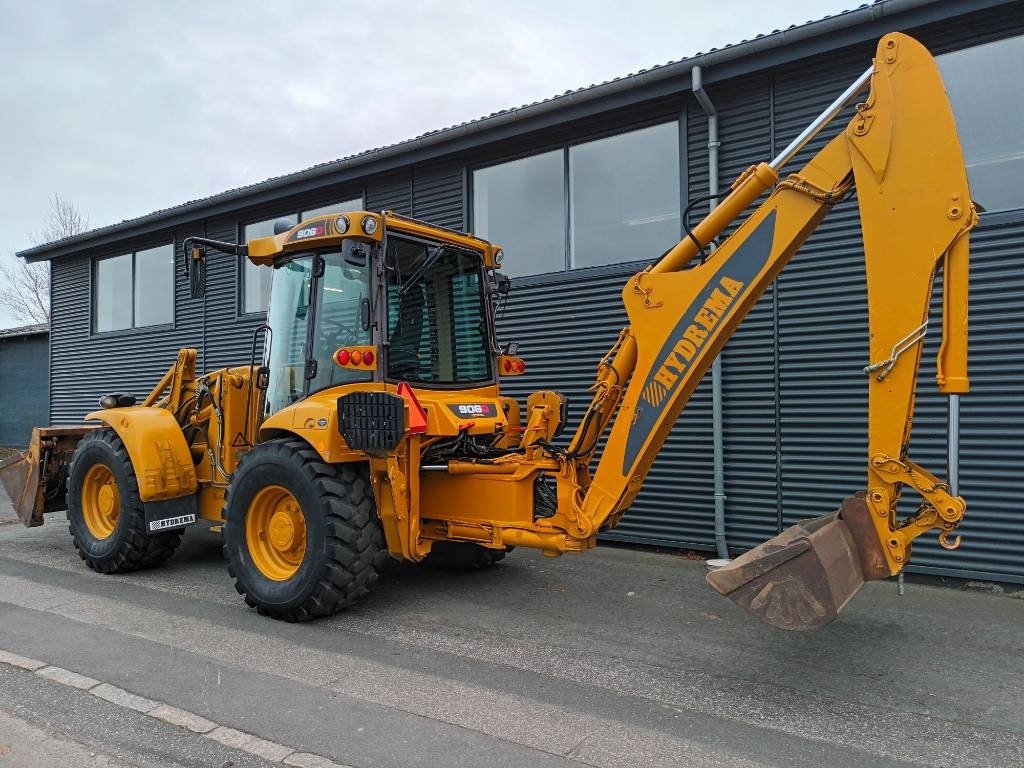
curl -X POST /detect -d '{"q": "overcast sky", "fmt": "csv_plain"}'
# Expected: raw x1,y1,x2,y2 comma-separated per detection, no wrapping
0,0,856,328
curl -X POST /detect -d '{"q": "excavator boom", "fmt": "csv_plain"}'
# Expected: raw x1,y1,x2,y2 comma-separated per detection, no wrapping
558,32,975,628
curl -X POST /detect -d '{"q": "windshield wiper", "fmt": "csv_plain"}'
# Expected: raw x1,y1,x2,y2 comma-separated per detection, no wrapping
398,245,446,296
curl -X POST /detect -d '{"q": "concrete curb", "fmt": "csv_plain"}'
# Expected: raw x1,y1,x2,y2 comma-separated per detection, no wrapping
0,647,351,768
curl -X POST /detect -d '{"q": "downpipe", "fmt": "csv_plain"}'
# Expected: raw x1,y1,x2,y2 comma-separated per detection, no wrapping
692,65,729,562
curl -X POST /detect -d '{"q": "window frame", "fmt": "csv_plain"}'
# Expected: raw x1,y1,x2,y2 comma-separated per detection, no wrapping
381,230,496,390
469,117,685,279
238,195,364,317
91,242,176,336
935,33,1024,219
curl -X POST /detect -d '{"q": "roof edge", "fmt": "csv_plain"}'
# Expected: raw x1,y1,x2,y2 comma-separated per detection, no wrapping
0,322,50,338
20,0,1004,262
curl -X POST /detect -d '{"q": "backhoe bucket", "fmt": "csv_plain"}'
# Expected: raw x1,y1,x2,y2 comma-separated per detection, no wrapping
0,427,93,527
706,495,889,631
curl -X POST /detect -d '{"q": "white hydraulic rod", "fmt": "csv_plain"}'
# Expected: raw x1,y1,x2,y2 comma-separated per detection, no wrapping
769,66,873,171
948,394,961,497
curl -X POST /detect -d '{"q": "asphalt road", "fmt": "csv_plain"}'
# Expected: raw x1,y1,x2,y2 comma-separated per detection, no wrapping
0,498,1022,767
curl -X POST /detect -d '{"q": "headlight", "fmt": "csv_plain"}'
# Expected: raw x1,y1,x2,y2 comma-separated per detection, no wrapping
494,249,504,266
335,215,349,234
361,216,378,235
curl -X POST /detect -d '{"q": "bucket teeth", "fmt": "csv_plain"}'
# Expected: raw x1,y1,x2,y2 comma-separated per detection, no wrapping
707,497,884,631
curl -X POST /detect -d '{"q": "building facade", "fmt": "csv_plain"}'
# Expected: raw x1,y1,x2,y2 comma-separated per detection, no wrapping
20,0,1024,581
0,324,49,449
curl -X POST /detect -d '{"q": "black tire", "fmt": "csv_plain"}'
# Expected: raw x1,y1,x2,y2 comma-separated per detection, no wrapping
223,439,386,622
424,541,508,572
67,428,182,573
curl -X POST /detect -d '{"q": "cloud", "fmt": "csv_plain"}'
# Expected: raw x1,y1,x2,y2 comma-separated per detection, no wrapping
0,0,855,327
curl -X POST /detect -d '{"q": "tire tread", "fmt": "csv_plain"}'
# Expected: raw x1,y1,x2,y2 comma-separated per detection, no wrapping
67,429,182,573
223,439,385,622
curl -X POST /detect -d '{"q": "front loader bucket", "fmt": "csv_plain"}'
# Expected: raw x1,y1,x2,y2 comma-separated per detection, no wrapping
706,495,889,631
0,426,94,527
0,450,34,523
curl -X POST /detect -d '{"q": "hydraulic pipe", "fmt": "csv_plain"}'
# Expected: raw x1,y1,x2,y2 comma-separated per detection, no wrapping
652,163,777,274
769,67,873,170
693,65,729,562
939,231,970,501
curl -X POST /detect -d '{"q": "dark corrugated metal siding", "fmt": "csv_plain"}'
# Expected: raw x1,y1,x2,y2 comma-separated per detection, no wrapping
366,171,412,215
201,217,264,372
49,229,205,424
710,75,780,551
772,48,873,540
0,332,49,448
904,217,1024,581
412,161,465,229
496,266,717,547
41,3,1024,581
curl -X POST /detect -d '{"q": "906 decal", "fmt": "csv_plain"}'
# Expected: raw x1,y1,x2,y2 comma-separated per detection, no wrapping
447,403,496,418
293,224,324,240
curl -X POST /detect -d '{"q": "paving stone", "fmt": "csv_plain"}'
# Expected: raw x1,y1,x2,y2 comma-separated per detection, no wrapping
0,649,45,671
90,682,159,714
284,752,354,768
35,665,100,690
206,725,293,762
148,703,218,734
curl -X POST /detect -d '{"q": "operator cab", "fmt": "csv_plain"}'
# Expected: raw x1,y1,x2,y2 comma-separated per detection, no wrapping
248,211,508,417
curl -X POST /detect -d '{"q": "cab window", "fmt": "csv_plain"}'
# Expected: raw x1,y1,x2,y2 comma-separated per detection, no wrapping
308,246,373,394
384,237,491,385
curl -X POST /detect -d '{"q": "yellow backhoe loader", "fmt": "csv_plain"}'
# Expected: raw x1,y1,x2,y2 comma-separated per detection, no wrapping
0,33,976,629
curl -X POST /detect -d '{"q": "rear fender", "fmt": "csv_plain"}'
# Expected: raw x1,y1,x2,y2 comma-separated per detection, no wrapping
85,407,197,502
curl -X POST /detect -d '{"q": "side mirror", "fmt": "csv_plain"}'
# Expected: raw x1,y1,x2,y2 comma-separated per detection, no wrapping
490,271,511,298
185,245,206,299
255,366,270,390
311,255,325,278
345,243,367,267
488,270,511,323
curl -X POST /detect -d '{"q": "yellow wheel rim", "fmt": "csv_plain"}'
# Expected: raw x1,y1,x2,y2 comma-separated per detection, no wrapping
246,485,307,581
81,464,120,540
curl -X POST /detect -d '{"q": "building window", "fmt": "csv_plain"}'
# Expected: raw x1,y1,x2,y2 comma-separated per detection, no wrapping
570,123,680,269
94,244,174,333
241,197,362,314
939,35,1024,213
242,215,296,315
472,150,566,277
471,122,680,277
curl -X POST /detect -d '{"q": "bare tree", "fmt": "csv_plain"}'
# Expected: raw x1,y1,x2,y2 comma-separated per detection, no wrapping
32,195,89,247
0,196,89,325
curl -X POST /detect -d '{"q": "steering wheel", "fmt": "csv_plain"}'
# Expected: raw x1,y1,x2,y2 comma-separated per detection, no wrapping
319,323,363,352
